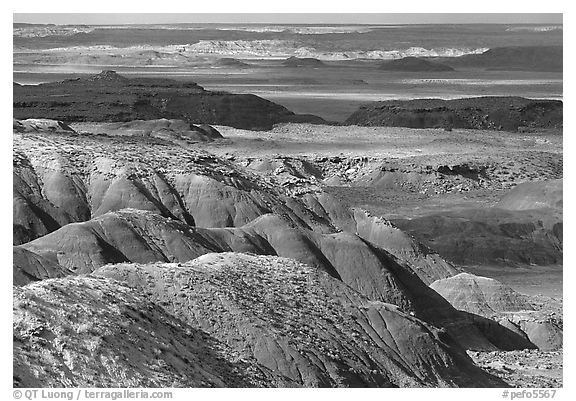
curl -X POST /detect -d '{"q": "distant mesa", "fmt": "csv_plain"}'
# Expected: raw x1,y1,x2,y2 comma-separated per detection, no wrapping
443,46,563,72
282,56,326,67
344,96,563,131
13,70,327,130
379,57,454,72
213,57,251,68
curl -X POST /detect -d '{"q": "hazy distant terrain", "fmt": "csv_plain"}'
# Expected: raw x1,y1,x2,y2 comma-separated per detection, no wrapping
13,23,562,121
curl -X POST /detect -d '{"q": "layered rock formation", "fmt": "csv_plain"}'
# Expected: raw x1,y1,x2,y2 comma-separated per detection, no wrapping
13,118,77,134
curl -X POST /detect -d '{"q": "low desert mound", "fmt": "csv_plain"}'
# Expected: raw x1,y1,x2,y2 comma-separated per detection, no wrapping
78,119,222,143
13,118,76,134
14,252,503,387
282,57,326,67
344,97,562,131
213,58,251,68
13,70,326,130
379,57,454,72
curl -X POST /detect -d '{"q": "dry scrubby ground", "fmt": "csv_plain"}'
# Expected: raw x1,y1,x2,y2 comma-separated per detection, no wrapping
468,350,562,388
204,123,562,207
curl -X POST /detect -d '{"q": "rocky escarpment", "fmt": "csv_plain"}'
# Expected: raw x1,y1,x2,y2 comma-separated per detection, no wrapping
13,118,77,134
344,97,562,131
13,71,326,130
14,253,505,387
379,57,454,72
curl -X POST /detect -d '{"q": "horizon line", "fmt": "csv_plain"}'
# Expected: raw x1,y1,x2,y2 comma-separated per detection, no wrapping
13,13,563,26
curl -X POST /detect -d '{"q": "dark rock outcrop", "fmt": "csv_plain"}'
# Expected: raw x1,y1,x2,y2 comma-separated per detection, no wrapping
13,118,76,134
282,56,326,68
344,97,562,131
13,71,326,130
213,57,251,68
